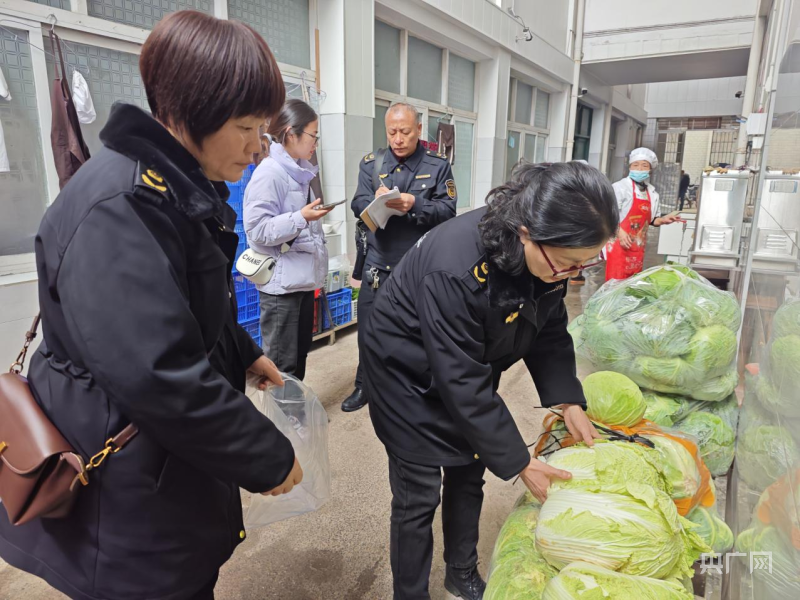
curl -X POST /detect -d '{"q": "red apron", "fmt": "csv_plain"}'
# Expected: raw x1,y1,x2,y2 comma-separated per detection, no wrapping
605,180,651,281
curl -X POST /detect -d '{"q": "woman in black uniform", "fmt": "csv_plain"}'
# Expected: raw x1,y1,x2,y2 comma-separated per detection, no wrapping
362,162,619,600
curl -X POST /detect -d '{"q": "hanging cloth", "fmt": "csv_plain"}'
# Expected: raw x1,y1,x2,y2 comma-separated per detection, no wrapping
0,67,10,173
605,180,651,281
436,122,455,165
0,120,9,173
0,66,11,101
72,70,96,124
49,30,90,189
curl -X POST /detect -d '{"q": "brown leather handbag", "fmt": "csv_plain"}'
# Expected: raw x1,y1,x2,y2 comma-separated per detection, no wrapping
0,315,138,526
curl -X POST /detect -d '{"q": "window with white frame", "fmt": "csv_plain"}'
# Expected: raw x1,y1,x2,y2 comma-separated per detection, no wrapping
45,42,148,157
228,0,311,68
506,77,551,179
0,27,49,257
373,20,478,210
0,4,316,270
88,0,212,29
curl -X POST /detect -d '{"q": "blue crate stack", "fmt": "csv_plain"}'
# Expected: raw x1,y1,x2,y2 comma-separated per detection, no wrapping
322,288,353,330
227,165,261,348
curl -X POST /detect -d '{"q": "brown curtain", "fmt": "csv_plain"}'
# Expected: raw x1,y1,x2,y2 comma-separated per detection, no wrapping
49,31,90,189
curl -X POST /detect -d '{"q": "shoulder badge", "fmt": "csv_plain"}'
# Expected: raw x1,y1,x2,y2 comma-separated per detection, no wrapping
134,163,168,197
471,258,489,287
426,150,447,160
142,169,167,192
446,179,457,199
364,153,375,163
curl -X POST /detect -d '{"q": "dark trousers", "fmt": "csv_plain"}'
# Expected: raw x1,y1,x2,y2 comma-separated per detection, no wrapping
259,290,315,380
355,266,392,388
186,572,219,600
387,452,486,600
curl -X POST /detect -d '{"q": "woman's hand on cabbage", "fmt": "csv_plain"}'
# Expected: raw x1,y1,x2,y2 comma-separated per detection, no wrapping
561,404,602,447
520,457,573,503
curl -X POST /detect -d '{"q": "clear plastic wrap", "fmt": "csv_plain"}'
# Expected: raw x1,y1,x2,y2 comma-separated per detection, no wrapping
542,562,693,600
244,374,331,527
735,471,800,600
485,495,558,600
569,265,741,401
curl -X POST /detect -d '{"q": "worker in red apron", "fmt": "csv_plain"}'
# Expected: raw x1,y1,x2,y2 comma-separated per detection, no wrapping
605,147,679,281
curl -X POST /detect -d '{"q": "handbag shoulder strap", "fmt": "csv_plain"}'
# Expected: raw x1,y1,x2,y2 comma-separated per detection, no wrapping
372,148,387,191
10,314,41,375
9,314,140,457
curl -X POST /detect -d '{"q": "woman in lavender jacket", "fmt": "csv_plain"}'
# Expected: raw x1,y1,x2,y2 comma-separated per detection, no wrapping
244,99,333,379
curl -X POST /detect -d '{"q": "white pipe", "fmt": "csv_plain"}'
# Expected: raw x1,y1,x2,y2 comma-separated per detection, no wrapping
564,0,586,161
736,0,792,350
734,7,767,166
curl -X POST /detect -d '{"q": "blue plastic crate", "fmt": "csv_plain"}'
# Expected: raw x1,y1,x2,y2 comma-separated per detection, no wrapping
240,316,262,349
322,288,353,330
226,164,255,219
233,273,260,322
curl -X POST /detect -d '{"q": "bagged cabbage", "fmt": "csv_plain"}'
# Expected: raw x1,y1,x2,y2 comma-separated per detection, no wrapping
683,283,741,331
545,441,670,495
772,297,800,338
620,306,695,358
583,371,646,427
535,482,709,579
686,505,734,555
675,412,735,477
736,425,799,492
735,525,800,600
571,265,741,401
770,335,800,391
485,500,558,600
643,435,702,501
690,369,739,402
634,356,700,389
643,392,689,427
542,562,693,600
684,325,737,372
754,373,800,419
679,394,739,432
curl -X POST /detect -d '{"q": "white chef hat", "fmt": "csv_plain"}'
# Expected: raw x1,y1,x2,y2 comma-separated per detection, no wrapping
629,147,658,170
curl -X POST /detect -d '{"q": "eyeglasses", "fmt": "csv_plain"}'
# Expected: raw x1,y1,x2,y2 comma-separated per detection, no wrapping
302,131,321,144
537,242,605,276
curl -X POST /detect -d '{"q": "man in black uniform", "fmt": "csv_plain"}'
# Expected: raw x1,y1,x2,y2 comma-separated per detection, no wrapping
362,162,618,599
341,102,457,412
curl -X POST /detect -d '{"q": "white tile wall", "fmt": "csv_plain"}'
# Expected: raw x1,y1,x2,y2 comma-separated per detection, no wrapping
0,280,40,370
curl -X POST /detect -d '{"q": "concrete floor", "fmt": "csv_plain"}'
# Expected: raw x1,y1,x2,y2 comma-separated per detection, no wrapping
0,263,624,600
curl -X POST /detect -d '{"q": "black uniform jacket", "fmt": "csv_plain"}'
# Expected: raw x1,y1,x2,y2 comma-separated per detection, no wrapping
0,104,295,600
362,207,586,481
351,142,457,269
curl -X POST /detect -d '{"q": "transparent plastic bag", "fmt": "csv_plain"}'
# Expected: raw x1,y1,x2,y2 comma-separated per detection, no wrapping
674,397,738,478
244,374,331,527
570,265,741,401
735,471,800,600
485,494,557,600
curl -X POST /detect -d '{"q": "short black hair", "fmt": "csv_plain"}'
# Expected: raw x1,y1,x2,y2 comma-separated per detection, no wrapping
140,10,284,146
480,161,619,276
267,99,318,145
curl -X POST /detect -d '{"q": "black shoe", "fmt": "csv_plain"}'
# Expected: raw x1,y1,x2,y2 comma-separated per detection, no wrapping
341,388,367,412
444,564,486,600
